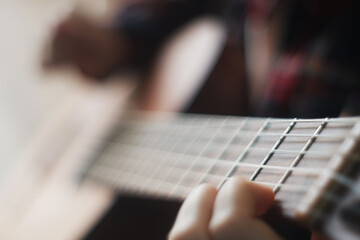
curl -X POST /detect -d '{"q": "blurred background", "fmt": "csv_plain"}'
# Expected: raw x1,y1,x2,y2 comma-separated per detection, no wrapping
1,0,360,239
0,0,124,179
0,0,229,182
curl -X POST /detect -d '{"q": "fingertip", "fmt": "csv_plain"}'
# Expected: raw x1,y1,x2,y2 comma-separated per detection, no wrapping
196,183,218,195
225,177,274,216
246,181,275,216
169,183,217,240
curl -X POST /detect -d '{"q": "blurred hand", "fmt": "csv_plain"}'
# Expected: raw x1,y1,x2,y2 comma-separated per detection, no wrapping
168,177,282,240
44,14,127,79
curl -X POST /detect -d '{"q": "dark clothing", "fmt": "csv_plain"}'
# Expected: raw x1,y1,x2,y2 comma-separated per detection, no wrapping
114,0,360,118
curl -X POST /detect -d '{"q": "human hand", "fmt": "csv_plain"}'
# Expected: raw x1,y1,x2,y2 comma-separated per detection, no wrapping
168,177,282,240
44,14,127,79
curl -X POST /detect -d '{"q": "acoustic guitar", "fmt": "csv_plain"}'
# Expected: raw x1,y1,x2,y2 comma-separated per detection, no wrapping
1,82,359,239
1,14,358,240
85,111,360,240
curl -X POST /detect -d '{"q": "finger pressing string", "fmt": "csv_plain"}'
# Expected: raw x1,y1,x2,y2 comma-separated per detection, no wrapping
168,184,217,240
209,177,283,240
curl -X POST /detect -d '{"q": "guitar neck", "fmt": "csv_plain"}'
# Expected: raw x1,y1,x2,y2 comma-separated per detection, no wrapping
83,112,360,228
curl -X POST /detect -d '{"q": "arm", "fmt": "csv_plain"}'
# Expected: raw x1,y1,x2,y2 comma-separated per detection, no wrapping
46,0,211,79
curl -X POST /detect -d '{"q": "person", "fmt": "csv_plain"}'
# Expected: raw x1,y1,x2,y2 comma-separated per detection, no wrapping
168,177,282,240
168,177,329,240
47,0,360,239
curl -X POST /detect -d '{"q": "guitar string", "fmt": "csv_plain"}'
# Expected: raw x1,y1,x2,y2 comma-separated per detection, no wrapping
86,143,360,195
160,117,240,192
87,163,308,203
88,157,360,222
94,117,215,195
86,143,328,177
77,118,354,158
194,118,249,187
273,118,328,193
89,147,322,194
85,139,360,221
87,142,335,172
124,119,360,195
217,119,272,189
169,117,230,194
120,122,355,135
79,116,360,221
89,155,360,220
135,117,210,192
250,119,297,185
89,158,360,201
124,114,359,126
81,132,340,160
121,145,324,192
79,114,358,141
79,128,357,143
81,130,358,193
81,127,352,182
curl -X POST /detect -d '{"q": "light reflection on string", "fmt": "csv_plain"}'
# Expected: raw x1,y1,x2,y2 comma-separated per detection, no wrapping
78,114,360,224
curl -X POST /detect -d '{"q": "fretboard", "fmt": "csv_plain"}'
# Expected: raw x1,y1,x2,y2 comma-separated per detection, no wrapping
83,112,360,221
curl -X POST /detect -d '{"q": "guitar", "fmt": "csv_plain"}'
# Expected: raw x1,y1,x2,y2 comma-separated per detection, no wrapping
2,12,358,240
84,112,360,240
1,80,359,240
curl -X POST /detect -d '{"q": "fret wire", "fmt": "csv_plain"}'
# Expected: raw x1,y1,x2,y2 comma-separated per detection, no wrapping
85,139,334,193
87,164,192,196
79,115,354,158
217,118,271,189
84,135,339,160
79,115,358,147
163,128,353,139
122,148,325,177
88,161,316,196
123,117,208,194
127,112,359,125
86,139,336,182
126,129,167,184
95,145,326,176
80,129,354,149
83,115,360,220
109,149,155,190
135,118,201,192
89,149,360,212
90,157,360,216
154,118,211,193
83,117,360,226
249,118,297,184
84,115,359,199
125,152,359,201
170,117,229,194
118,122,181,191
273,118,329,193
97,159,196,187
194,118,249,186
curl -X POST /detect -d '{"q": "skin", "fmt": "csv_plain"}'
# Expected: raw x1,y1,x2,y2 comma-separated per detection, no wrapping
168,178,327,240
45,14,128,79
